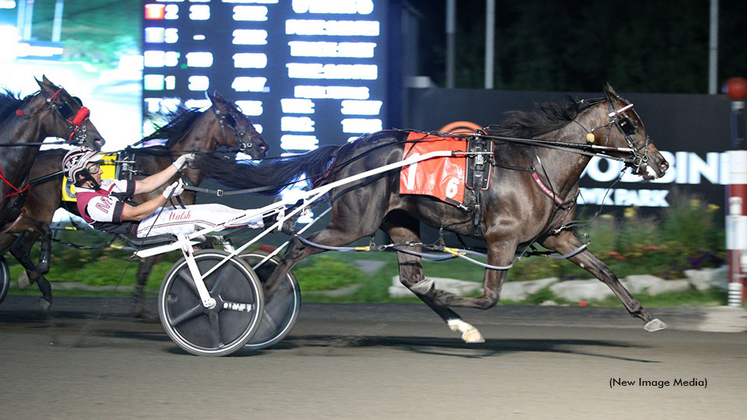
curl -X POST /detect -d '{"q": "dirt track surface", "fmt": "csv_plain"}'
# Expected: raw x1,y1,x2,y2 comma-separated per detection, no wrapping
2,297,747,419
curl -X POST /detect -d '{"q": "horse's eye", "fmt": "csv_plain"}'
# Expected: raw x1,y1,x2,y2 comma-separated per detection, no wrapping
618,116,637,136
225,113,236,127
57,102,74,119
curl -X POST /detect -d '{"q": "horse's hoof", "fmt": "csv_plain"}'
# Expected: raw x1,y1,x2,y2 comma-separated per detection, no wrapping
462,328,485,343
644,318,667,332
39,297,52,312
17,272,31,291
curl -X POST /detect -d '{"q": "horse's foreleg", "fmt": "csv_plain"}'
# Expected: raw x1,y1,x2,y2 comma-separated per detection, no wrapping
541,231,666,331
10,231,53,309
383,217,484,343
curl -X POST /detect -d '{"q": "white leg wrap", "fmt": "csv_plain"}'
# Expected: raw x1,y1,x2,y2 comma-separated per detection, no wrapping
447,319,485,343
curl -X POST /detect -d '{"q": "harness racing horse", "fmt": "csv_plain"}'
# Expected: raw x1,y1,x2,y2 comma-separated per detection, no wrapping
196,84,670,342
0,92,268,310
0,77,105,305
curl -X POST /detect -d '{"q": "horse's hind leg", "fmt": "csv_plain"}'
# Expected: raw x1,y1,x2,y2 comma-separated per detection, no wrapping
382,214,484,343
540,230,666,331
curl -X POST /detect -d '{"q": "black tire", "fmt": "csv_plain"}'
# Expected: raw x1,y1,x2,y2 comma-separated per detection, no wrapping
241,250,301,350
0,256,9,306
158,250,263,357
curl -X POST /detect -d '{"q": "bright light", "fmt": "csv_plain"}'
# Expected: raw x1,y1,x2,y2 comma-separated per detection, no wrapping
144,75,165,91
341,100,382,115
145,28,165,43
143,51,180,67
281,135,319,151
232,29,268,45
223,0,278,3
281,98,315,114
288,41,376,58
165,4,180,20
188,75,210,91
145,97,182,114
185,99,211,109
287,63,377,80
232,5,268,21
235,100,263,116
232,77,267,92
285,19,379,36
281,116,315,132
189,5,211,20
294,85,370,99
233,53,268,68
291,0,374,15
186,52,213,67
145,4,165,20
341,118,381,133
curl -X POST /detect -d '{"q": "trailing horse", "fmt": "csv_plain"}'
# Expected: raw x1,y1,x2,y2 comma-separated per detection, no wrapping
198,84,672,342
0,92,268,309
0,77,105,304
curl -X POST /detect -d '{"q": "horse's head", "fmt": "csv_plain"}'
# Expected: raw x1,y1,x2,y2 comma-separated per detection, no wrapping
207,91,269,159
601,84,668,180
34,76,105,151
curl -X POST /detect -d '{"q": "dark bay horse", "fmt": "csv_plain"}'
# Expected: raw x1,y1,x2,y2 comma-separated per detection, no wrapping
196,84,670,342
0,76,105,289
0,92,268,310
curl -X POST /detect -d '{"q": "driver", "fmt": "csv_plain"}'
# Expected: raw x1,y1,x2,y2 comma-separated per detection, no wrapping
62,146,263,238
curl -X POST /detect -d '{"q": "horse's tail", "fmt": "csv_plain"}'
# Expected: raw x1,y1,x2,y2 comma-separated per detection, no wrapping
194,145,339,195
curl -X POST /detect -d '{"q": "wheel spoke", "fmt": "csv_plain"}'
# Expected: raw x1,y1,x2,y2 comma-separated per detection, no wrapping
169,303,204,326
176,269,199,297
261,310,279,330
209,264,235,295
208,311,223,347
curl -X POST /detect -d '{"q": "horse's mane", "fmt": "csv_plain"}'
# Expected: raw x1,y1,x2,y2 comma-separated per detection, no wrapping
487,97,603,139
0,90,25,124
140,106,204,149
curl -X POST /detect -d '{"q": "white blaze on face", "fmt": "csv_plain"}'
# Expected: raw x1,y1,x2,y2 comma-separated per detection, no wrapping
645,165,659,179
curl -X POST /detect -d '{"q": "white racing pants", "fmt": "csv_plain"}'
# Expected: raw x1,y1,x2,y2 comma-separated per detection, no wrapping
135,203,263,238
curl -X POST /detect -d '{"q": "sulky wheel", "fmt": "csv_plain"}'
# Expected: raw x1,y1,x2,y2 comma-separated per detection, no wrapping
0,256,9,305
158,249,263,357
241,250,301,350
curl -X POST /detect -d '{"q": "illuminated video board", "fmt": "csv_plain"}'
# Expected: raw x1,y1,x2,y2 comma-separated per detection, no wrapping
142,0,388,155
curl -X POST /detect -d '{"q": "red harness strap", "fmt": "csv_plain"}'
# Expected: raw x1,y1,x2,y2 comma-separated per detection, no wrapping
0,164,29,201
531,171,579,230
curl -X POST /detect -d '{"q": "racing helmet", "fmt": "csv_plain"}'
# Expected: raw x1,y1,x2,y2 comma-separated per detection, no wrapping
62,146,102,185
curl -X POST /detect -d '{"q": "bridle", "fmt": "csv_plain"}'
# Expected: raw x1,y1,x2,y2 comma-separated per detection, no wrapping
212,104,255,153
42,87,92,146
588,96,652,174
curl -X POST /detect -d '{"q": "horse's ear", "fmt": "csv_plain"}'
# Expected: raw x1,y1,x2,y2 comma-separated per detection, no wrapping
212,91,226,103
603,83,619,98
36,75,57,96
